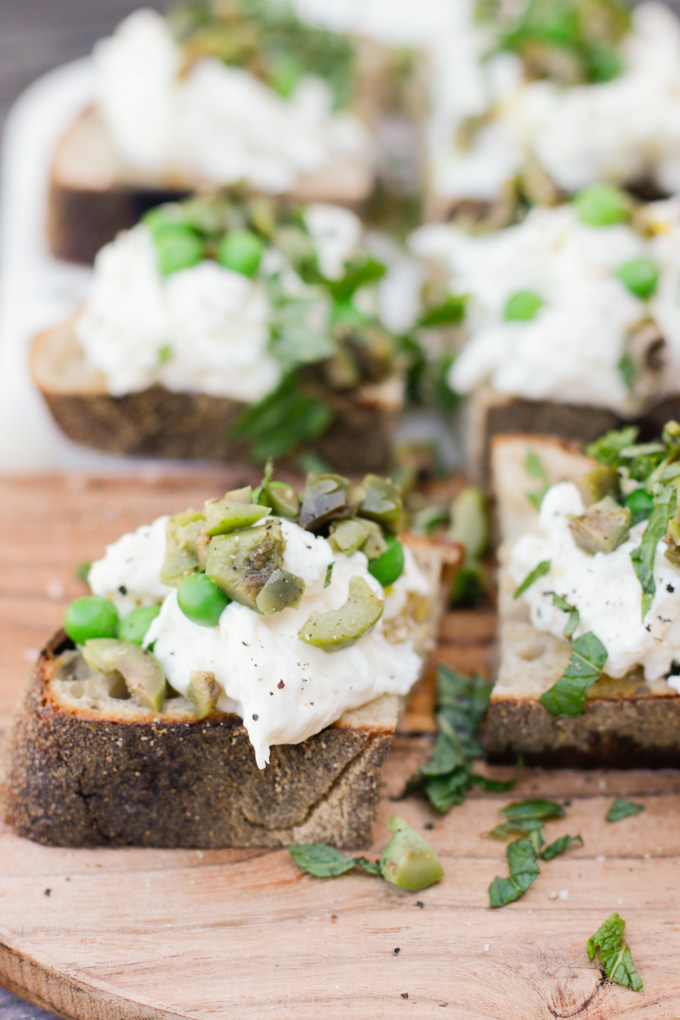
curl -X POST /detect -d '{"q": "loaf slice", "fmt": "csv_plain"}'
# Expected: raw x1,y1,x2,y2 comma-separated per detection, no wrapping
48,107,375,264
31,321,403,472
3,538,459,849
484,434,680,767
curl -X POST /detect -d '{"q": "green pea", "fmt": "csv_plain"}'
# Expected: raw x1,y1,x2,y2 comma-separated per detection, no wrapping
504,290,544,322
154,224,204,276
178,573,230,627
624,487,654,524
118,605,162,645
574,184,630,226
217,229,264,277
368,535,405,588
615,257,659,300
64,596,119,645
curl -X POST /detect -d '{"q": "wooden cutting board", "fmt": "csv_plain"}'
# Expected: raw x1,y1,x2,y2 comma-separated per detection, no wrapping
0,471,679,1020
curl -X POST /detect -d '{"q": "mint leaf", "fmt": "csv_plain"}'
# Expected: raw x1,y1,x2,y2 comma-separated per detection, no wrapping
630,485,677,620
399,665,519,813
524,450,550,509
501,799,566,823
488,838,540,908
618,353,636,389
549,592,580,639
233,375,333,460
586,426,639,466
587,913,644,992
288,844,358,877
514,560,551,599
354,857,382,876
486,818,546,841
606,798,644,823
539,631,608,716
324,562,334,588
418,293,468,328
540,834,584,861
326,256,386,301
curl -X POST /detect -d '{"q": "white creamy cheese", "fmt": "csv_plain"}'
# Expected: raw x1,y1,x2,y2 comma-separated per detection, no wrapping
88,514,173,617
304,204,362,280
508,481,680,683
411,202,680,413
282,0,462,46
89,514,430,768
427,2,680,201
75,225,282,401
93,9,372,190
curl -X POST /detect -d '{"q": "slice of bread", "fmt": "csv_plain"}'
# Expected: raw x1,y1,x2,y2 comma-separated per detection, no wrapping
2,538,459,849
485,434,680,767
48,107,375,264
30,321,403,472
465,386,680,486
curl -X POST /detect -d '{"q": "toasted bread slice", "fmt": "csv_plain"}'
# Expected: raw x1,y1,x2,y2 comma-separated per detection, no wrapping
2,538,459,849
48,107,375,264
484,434,680,767
30,321,403,472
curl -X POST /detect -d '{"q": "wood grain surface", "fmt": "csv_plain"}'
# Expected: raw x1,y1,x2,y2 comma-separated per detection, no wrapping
0,471,678,1019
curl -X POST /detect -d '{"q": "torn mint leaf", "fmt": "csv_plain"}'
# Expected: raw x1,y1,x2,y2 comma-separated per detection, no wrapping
630,485,677,620
540,834,584,861
587,913,643,992
514,560,551,599
539,631,608,716
606,798,644,823
488,838,540,908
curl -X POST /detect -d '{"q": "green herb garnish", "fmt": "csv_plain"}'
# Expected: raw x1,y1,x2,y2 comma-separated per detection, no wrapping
488,838,540,908
418,293,468,328
606,798,644,822
586,426,639,466
540,833,584,860
501,799,566,824
525,450,550,509
233,375,333,461
587,913,644,992
324,562,334,588
630,485,677,620
550,592,579,638
514,560,551,599
288,844,379,878
539,631,608,716
400,665,521,813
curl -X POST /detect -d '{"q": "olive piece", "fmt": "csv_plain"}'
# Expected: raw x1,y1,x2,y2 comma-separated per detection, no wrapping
118,605,161,644
153,223,204,276
504,290,544,322
298,575,383,651
568,495,631,554
574,184,630,226
82,639,166,712
206,520,285,611
368,536,405,588
259,480,300,519
448,486,489,560
329,517,376,556
576,466,620,506
357,475,403,535
64,597,119,645
161,509,207,587
615,257,660,300
255,568,305,615
217,229,264,277
380,815,444,891
178,573,230,627
187,670,222,720
299,474,352,531
204,497,270,536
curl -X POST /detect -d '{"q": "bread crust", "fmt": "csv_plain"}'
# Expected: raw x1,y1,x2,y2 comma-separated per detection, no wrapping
31,323,402,472
48,108,373,264
486,434,680,767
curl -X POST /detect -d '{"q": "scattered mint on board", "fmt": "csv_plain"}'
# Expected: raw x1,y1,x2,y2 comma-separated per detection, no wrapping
488,838,540,908
606,798,644,823
587,913,643,992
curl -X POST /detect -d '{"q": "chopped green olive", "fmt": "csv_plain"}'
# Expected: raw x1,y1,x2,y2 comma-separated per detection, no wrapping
118,605,161,644
82,639,166,712
178,573,230,627
368,536,405,588
299,473,352,531
576,466,620,506
298,575,383,651
448,486,489,560
217,229,265,277
224,486,254,503
329,517,375,555
568,495,631,554
615,257,660,300
206,520,284,610
187,669,222,720
204,497,270,536
504,290,544,322
64,596,119,645
259,480,300,519
255,568,305,615
161,510,208,587
574,184,630,226
380,815,444,891
154,224,204,276
358,475,402,535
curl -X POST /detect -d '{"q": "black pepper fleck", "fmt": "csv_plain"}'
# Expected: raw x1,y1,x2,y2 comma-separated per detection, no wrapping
277,680,285,689
424,822,434,831
393,948,400,955
668,583,675,593
118,585,127,595
252,714,259,721
44,889,51,897
415,901,425,909
400,993,409,1000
